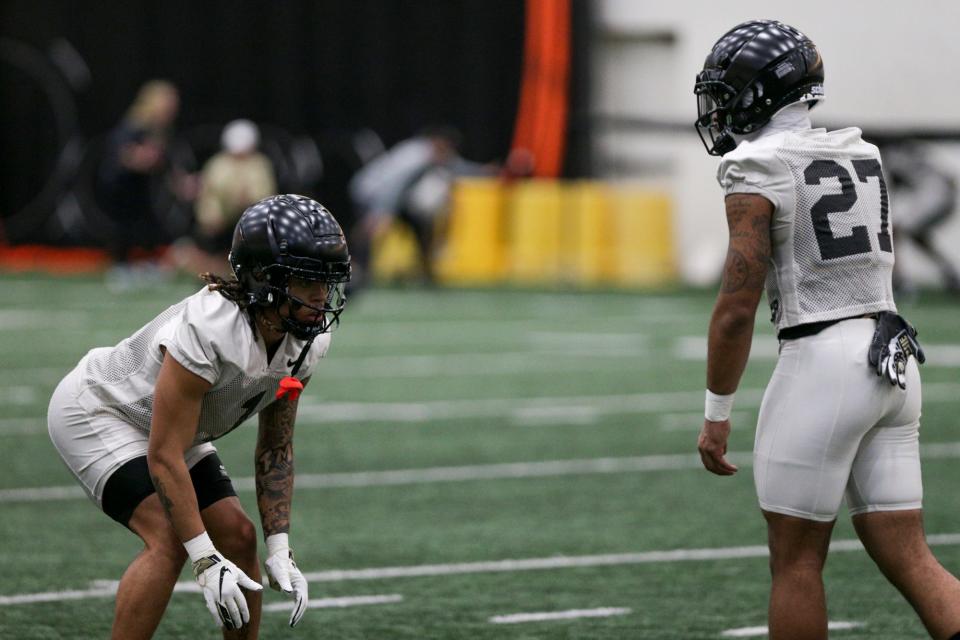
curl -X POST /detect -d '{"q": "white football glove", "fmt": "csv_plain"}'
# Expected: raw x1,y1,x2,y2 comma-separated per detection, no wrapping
185,532,263,630
264,533,309,627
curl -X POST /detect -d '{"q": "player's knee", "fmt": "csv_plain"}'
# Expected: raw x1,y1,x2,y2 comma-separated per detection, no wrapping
768,552,826,577
767,534,830,574
219,516,258,561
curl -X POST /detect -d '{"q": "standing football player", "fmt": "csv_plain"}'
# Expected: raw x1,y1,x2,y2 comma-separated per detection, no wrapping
47,195,350,638
693,20,960,639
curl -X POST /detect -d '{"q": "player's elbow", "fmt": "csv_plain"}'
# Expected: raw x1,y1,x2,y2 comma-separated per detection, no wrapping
712,305,756,338
146,440,181,477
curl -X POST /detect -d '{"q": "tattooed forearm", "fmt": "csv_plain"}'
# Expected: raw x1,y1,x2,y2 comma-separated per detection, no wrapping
151,474,175,518
255,397,298,536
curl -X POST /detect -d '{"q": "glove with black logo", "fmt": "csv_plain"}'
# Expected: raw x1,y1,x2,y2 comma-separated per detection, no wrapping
186,532,263,630
868,312,925,389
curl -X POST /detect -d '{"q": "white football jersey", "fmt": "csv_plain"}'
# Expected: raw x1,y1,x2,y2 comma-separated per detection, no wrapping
718,126,896,331
75,287,330,444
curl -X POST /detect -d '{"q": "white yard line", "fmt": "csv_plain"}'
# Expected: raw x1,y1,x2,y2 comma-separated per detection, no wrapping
721,621,864,637
5,536,960,607
262,594,403,612
490,607,631,624
6,440,960,503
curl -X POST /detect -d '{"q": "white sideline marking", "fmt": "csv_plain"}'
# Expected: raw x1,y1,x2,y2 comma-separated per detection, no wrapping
262,594,403,612
721,620,864,637
299,533,960,583
7,536,960,607
490,607,631,624
509,406,601,426
0,586,118,605
8,439,960,503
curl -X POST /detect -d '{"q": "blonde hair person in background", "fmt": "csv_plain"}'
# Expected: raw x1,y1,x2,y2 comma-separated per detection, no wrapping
173,119,277,275
126,80,180,132
97,79,196,290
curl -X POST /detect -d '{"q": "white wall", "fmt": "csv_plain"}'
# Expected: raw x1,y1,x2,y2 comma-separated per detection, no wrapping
594,0,960,286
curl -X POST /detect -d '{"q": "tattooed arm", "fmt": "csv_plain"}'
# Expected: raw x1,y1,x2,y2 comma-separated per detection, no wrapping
255,377,308,538
706,194,773,394
146,350,212,540
698,194,773,476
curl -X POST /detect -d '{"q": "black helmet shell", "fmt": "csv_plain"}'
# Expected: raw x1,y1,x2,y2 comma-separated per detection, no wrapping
229,194,350,337
694,20,824,155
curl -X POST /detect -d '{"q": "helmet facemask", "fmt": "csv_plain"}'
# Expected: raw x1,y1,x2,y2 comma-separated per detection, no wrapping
694,76,740,156
278,275,348,339
238,261,350,340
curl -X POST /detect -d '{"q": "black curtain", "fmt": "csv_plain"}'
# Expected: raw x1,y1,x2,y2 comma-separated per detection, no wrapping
0,0,527,241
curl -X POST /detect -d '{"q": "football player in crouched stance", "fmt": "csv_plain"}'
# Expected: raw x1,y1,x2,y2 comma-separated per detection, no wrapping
694,20,960,640
47,195,350,638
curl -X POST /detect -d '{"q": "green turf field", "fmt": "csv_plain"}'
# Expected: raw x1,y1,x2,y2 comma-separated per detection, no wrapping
1,273,959,639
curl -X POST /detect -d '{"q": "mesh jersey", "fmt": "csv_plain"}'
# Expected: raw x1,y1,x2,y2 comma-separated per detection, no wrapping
76,287,330,444
718,126,896,330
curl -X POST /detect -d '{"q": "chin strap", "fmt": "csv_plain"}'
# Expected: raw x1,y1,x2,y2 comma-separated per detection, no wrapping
276,337,315,402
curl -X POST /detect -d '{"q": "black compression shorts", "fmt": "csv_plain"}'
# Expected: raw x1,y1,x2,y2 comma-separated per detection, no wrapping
100,453,238,528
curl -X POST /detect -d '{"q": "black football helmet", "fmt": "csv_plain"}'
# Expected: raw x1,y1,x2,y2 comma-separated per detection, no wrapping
229,194,351,339
694,20,824,156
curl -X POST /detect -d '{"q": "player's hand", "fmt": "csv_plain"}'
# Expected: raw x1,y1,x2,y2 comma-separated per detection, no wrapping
265,534,308,627
698,419,738,476
192,552,263,630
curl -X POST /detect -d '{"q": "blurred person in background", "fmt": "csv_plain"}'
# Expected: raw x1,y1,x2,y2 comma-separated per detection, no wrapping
171,119,277,275
95,80,198,290
348,125,488,287
883,142,960,296
693,20,960,640
47,195,350,639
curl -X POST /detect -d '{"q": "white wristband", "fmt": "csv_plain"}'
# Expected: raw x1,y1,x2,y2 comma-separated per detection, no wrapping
266,533,290,558
705,390,735,422
183,531,217,563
